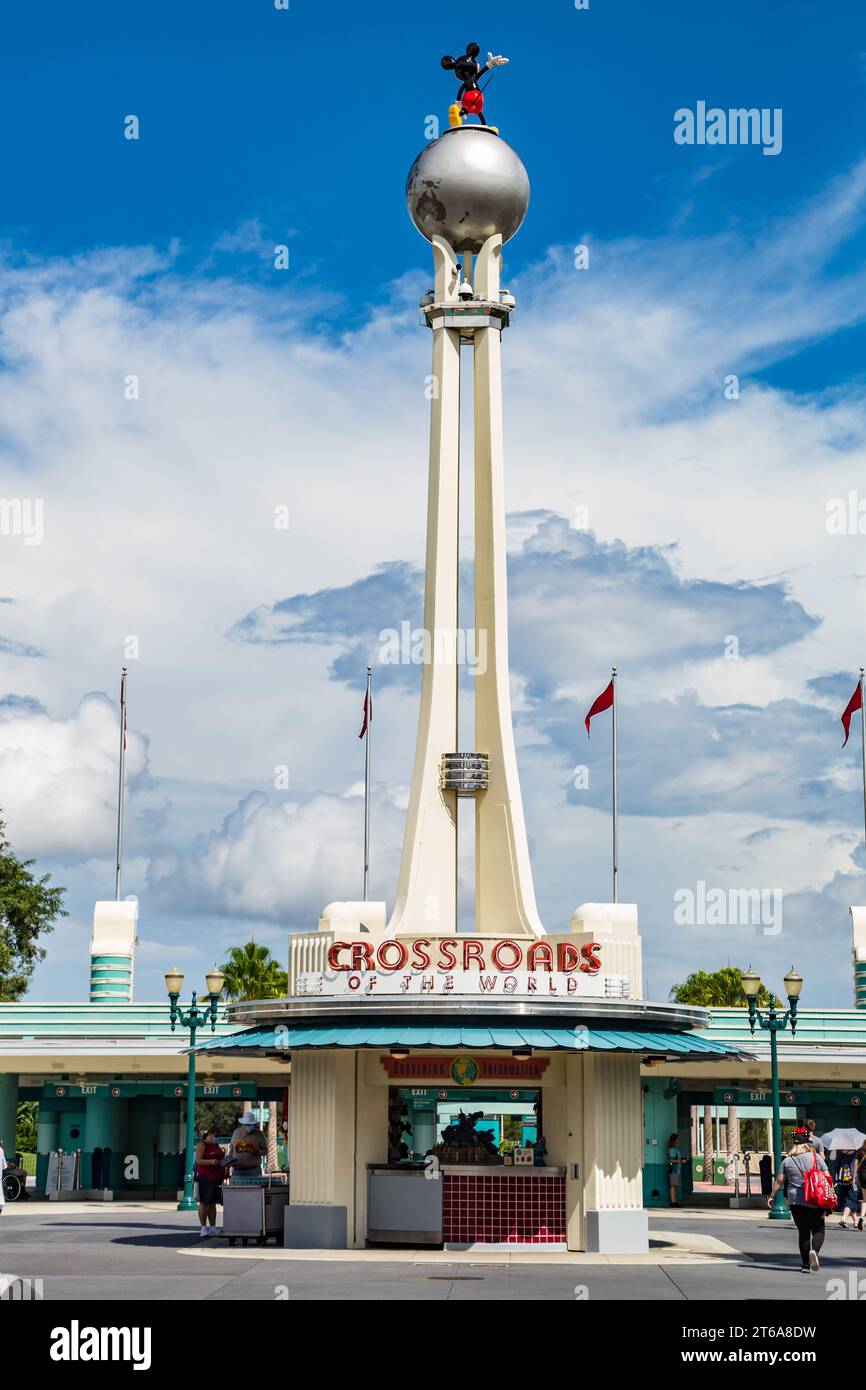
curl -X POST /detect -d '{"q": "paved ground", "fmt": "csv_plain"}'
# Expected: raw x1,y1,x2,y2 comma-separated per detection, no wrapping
2,1202,865,1300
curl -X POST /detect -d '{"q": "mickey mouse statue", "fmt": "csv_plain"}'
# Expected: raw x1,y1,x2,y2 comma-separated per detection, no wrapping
441,43,509,130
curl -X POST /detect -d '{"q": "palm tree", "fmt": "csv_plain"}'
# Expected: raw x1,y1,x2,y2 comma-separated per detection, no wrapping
267,1101,280,1173
219,942,288,1002
669,966,772,1009
703,1105,715,1169
670,967,773,1173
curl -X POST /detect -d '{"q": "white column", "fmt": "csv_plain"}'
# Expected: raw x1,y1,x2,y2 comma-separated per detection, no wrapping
288,1050,386,1249
388,238,461,937
290,1052,338,1205
565,1054,584,1251
581,1053,648,1252
473,233,545,937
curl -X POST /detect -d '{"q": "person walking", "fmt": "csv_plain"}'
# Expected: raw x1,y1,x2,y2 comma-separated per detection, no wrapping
856,1141,866,1232
837,1149,860,1230
667,1132,685,1207
0,1138,6,1217
194,1125,225,1237
767,1137,832,1272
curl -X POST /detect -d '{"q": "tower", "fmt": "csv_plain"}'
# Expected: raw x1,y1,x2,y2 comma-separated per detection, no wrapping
852,907,866,1008
89,899,138,1002
388,125,544,939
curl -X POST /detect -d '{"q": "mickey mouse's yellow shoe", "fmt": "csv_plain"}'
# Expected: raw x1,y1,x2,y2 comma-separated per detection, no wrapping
449,103,463,127
489,125,499,135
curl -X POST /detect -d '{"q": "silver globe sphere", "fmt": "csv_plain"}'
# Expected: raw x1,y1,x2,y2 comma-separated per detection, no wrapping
406,126,530,255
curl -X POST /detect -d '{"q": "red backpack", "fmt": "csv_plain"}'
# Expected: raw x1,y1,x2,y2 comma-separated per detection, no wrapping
803,1151,836,1209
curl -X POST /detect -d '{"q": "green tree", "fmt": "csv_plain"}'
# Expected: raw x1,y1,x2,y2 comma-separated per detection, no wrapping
669,966,772,1008
195,1100,243,1138
0,819,67,1001
219,941,287,1002
16,1101,38,1152
670,966,774,1164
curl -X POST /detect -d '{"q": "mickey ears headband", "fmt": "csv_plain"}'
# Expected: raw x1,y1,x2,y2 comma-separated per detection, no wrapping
441,42,480,70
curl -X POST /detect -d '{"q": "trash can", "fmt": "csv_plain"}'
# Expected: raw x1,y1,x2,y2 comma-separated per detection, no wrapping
713,1157,728,1185
691,1156,705,1182
759,1153,773,1195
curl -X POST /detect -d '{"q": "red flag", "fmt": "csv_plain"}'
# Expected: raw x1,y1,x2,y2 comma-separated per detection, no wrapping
359,687,372,740
585,679,614,736
841,681,862,747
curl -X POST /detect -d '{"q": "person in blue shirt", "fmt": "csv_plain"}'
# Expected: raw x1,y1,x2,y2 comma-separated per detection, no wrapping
667,1132,685,1207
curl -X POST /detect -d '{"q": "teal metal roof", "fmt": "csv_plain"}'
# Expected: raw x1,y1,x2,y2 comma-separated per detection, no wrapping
195,1023,740,1058
0,1002,862,1049
0,1002,239,1041
702,1007,866,1049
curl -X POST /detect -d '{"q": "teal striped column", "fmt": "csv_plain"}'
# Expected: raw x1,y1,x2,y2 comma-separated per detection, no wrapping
90,954,134,1002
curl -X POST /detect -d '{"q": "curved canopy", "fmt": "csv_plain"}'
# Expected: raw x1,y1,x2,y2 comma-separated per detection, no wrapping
194,1022,742,1060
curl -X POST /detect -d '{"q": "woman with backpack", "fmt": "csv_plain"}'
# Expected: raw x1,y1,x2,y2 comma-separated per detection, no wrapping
836,1149,860,1230
856,1141,866,1231
767,1137,834,1272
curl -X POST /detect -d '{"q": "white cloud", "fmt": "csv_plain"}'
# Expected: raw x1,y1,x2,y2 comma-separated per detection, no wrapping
4,158,866,1002
148,788,403,924
0,693,147,859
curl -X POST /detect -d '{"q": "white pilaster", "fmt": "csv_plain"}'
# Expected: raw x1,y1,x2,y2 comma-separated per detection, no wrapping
287,1050,386,1249
473,233,545,937
581,1052,648,1252
388,237,461,937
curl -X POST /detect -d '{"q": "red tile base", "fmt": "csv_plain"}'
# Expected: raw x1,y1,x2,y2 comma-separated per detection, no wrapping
442,1173,566,1244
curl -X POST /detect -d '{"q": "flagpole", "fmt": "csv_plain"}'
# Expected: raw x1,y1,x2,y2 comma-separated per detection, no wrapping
860,665,866,861
611,664,618,904
363,665,372,900
115,666,127,900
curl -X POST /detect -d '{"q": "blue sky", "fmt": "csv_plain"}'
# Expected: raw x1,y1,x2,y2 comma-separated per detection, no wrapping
2,0,866,1007
4,0,864,361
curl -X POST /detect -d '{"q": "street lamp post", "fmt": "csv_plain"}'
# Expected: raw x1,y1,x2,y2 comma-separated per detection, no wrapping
166,966,226,1212
741,966,804,1222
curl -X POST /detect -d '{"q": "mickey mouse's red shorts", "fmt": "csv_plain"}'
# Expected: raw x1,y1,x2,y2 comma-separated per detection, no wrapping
461,89,484,116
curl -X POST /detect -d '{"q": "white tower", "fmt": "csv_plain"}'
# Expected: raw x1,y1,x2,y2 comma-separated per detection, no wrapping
388,125,544,939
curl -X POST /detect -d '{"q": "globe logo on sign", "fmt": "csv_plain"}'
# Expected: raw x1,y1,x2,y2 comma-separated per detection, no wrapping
450,1056,478,1087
